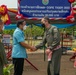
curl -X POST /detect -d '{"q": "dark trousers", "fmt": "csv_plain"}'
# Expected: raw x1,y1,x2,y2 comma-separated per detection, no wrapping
13,58,24,75
47,48,62,75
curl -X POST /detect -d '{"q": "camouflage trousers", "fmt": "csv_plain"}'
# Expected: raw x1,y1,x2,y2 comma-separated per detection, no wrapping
0,42,7,75
0,59,3,75
47,48,62,75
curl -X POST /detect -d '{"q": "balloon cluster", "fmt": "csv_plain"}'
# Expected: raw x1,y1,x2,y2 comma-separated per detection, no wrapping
66,0,76,23
0,5,25,24
0,5,11,25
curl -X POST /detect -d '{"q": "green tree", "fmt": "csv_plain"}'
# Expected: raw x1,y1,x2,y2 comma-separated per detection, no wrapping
3,29,14,36
24,24,44,37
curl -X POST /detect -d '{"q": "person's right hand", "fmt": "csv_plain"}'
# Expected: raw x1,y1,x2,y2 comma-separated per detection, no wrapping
30,46,37,51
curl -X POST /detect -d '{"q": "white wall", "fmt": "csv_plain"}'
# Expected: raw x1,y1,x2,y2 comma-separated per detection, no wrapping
0,0,17,8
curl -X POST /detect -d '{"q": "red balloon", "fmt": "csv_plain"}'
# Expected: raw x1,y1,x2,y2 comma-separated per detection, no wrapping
68,0,75,3
66,15,75,23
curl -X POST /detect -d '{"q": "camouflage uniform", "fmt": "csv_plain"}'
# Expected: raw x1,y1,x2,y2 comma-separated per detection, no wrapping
36,25,62,75
0,33,8,75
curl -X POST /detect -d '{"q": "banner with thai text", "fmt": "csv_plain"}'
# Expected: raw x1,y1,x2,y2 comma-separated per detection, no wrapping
19,0,71,18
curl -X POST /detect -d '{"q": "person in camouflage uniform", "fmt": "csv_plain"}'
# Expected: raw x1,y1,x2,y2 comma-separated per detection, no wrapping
35,17,62,75
0,19,8,75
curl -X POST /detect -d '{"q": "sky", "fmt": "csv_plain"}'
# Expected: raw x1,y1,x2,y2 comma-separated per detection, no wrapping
0,0,17,8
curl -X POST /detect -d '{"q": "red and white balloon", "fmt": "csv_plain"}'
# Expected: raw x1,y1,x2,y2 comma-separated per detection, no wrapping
66,15,75,23
16,14,24,20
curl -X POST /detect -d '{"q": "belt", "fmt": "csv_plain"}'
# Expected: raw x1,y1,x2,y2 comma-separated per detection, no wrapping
54,45,61,50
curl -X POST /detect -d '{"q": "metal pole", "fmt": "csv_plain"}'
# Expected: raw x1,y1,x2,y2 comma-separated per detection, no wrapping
61,32,63,54
43,27,46,61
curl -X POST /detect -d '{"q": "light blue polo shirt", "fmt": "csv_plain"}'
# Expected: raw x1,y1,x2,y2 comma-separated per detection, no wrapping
12,28,27,58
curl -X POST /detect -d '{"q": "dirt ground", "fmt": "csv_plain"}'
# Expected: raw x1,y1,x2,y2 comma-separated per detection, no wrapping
16,51,76,75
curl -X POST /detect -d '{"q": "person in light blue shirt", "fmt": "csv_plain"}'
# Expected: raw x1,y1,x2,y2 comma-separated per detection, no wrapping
12,27,27,58
12,20,35,75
